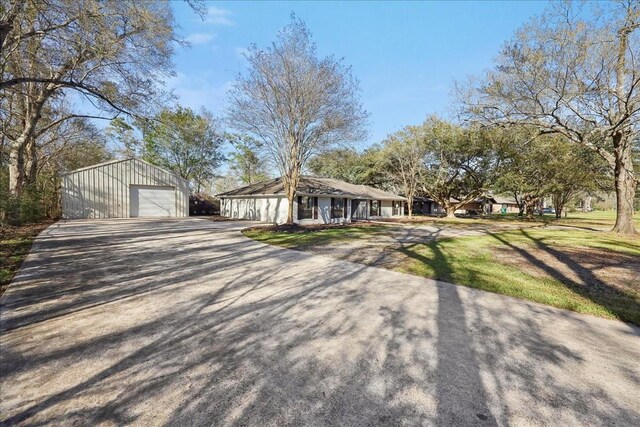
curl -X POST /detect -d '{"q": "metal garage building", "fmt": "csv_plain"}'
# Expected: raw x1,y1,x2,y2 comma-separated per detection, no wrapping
61,158,189,219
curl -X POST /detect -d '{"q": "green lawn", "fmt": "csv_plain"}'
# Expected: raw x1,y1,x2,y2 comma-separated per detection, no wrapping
244,218,640,325
554,210,640,228
0,222,50,296
399,209,640,229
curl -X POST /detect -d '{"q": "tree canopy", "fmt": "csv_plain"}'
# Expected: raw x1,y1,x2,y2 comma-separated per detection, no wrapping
1,0,178,198
142,107,225,193
462,1,640,233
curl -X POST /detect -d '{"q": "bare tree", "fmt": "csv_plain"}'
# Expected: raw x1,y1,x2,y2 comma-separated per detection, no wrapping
226,15,368,223
1,0,179,196
381,126,428,218
462,1,640,234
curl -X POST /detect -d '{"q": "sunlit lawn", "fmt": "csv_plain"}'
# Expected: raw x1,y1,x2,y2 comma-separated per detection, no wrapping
244,215,640,325
554,210,640,228
397,209,640,229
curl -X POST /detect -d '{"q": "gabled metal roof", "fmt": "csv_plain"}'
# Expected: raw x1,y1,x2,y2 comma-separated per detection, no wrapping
61,158,189,184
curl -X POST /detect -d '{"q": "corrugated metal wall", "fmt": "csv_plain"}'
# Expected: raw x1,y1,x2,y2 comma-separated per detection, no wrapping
61,158,189,219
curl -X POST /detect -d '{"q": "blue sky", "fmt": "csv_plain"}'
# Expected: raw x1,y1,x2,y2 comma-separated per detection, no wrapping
168,1,547,148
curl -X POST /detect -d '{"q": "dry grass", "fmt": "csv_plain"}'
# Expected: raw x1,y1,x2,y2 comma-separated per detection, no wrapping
1,221,52,296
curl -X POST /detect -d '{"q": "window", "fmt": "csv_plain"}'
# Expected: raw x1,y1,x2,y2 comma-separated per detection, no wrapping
393,201,402,216
370,200,381,216
331,197,347,219
298,196,317,220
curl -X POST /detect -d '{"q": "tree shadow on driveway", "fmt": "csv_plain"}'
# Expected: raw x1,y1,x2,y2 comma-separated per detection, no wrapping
1,219,639,426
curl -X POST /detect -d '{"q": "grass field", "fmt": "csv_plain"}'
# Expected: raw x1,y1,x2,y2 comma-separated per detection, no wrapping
386,209,640,229
0,222,51,296
244,211,640,325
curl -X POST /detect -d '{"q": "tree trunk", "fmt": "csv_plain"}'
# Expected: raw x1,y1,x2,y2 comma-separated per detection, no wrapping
611,21,637,235
513,192,525,216
407,198,413,219
286,192,294,224
524,200,537,220
23,136,38,187
284,168,300,225
552,193,564,219
611,137,637,235
525,207,534,220
8,139,25,196
8,88,48,195
445,201,457,218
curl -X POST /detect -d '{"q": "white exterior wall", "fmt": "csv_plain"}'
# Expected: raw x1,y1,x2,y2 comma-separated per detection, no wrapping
61,158,189,219
370,200,405,219
221,196,359,224
220,196,288,223
295,197,352,225
221,196,404,224
380,200,393,218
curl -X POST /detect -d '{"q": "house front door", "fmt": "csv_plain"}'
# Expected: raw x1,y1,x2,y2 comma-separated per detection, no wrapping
351,199,367,219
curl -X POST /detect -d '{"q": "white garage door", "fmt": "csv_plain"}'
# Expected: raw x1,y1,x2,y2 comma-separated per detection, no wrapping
130,185,176,217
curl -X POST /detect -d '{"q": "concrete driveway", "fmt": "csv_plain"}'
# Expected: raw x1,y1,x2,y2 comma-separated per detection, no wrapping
1,218,638,426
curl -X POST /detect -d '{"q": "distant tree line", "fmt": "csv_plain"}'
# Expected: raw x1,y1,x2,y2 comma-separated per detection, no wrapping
308,118,610,220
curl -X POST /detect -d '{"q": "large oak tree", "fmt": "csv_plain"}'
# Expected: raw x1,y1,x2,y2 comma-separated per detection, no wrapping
463,1,640,234
419,117,497,218
1,0,179,196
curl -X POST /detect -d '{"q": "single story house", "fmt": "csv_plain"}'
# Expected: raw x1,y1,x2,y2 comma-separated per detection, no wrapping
218,176,406,224
411,197,443,215
411,195,520,216
410,197,481,215
61,158,190,219
489,196,521,214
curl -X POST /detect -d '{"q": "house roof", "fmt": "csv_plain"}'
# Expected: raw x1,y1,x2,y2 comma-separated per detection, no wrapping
217,176,406,201
491,195,519,205
415,196,495,204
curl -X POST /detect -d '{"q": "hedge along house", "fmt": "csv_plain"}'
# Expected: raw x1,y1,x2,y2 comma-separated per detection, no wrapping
218,176,406,225
61,158,189,219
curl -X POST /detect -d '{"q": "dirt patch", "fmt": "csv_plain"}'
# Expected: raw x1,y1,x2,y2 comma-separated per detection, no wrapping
493,245,640,298
1,221,53,296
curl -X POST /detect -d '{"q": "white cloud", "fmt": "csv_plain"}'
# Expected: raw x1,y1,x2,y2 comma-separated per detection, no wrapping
186,33,216,45
204,7,235,26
